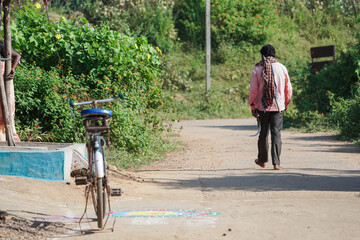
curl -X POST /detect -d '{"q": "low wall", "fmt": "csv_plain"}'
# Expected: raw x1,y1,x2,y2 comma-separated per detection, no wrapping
0,142,87,181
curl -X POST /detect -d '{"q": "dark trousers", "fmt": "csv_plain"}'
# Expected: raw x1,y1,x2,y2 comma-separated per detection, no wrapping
257,111,283,166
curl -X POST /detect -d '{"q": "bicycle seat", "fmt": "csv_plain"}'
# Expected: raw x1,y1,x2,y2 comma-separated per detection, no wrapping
81,109,112,118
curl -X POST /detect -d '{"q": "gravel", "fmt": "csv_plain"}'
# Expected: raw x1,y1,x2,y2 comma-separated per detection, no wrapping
0,216,74,240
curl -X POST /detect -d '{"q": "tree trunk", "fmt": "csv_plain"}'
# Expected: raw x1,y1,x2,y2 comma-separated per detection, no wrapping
3,0,13,104
351,0,358,16
1,0,15,146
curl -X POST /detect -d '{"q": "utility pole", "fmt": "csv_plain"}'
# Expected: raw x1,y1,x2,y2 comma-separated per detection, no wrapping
205,0,211,92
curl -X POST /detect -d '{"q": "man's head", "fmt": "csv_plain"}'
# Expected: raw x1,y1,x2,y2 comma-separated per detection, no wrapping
260,44,276,58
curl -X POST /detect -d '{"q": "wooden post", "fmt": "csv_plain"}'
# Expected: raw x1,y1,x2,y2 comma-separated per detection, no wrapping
3,0,12,97
205,0,211,92
0,72,13,146
0,0,15,146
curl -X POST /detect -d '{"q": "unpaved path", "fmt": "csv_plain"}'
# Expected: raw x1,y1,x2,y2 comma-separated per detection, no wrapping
1,118,360,239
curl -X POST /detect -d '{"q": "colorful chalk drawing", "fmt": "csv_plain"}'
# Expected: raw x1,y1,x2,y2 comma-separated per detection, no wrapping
32,210,219,222
106,210,220,218
34,216,81,222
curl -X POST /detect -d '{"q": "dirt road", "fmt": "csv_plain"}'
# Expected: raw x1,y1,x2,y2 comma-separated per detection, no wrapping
1,118,360,239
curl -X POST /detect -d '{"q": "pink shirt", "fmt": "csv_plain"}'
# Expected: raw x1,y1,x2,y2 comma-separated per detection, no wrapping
249,62,292,112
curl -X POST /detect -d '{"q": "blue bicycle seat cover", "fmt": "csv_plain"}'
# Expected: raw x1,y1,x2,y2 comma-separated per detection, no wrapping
81,109,112,118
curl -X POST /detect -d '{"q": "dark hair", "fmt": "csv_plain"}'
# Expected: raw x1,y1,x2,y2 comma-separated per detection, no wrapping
260,44,276,58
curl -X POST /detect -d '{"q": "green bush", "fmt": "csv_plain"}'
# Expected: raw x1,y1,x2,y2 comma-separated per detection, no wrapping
287,19,360,141
14,64,85,142
294,41,360,114
11,3,173,154
175,0,278,48
283,107,332,133
329,92,360,141
327,38,360,141
279,0,358,45
12,4,163,89
122,1,175,53
52,0,176,52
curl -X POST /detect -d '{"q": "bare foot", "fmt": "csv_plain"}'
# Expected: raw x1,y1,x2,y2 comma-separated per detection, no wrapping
273,165,283,170
255,159,265,168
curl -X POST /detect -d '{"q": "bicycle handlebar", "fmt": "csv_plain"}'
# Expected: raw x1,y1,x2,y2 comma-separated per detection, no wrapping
70,93,125,107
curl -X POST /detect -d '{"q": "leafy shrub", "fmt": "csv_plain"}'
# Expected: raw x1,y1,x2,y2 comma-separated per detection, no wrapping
121,1,176,52
283,107,332,132
294,41,360,114
160,57,193,92
110,102,151,153
327,39,360,141
11,3,173,154
51,0,176,52
14,63,85,142
329,92,360,141
288,24,360,141
175,0,278,48
279,0,358,44
12,4,163,89
281,0,358,20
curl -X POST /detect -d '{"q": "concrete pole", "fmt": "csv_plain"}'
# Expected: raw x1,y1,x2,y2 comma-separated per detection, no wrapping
205,0,211,92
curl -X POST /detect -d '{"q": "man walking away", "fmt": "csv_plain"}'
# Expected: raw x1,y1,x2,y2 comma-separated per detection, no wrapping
248,44,292,170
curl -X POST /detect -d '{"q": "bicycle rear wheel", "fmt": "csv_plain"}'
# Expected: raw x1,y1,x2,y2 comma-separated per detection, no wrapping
90,177,107,228
89,136,107,228
96,177,105,228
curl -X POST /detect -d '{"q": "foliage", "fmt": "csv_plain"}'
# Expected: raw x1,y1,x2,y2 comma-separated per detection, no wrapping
6,0,360,165
14,64,84,143
328,91,360,141
106,132,180,169
110,102,151,154
50,0,176,52
280,0,358,20
283,107,333,133
172,80,251,120
119,1,176,53
294,40,360,114
160,56,193,92
287,19,360,141
169,0,360,144
327,38,360,142
175,0,278,48
278,0,358,47
11,3,174,154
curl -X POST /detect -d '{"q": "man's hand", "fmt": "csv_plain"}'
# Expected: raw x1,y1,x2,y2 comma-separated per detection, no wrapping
251,109,260,118
7,69,15,80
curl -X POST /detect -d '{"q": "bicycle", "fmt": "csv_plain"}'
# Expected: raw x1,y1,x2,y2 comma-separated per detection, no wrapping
69,93,124,229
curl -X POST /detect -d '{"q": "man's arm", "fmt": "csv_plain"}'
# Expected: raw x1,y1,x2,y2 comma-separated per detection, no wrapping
249,67,260,118
284,72,292,110
249,67,259,110
11,48,21,70
8,48,21,80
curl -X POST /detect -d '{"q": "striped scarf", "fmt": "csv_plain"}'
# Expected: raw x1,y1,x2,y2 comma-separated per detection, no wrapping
260,56,278,109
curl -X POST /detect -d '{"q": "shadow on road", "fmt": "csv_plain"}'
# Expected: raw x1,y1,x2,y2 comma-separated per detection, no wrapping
287,136,360,154
202,125,258,131
144,168,360,193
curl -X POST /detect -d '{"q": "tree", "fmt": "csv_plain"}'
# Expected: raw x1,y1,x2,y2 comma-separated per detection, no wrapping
0,0,15,146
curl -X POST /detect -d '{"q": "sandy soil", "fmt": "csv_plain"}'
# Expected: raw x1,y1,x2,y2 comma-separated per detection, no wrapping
1,118,360,240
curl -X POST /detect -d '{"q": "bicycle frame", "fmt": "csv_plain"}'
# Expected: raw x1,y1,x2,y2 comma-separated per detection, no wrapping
93,135,105,178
